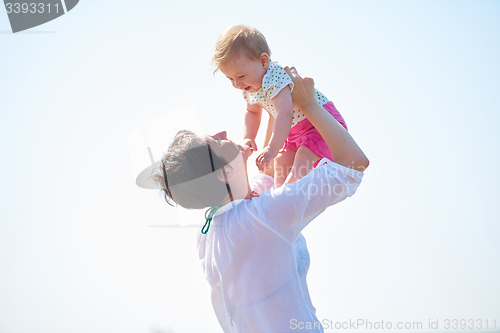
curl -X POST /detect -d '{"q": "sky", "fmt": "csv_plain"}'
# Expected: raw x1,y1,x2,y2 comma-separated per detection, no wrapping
1,1,499,332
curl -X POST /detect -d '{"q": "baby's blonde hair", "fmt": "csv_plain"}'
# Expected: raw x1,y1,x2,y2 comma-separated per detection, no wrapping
212,25,271,73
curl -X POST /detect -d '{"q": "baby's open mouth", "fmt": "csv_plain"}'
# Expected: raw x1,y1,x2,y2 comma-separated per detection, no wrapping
244,86,251,91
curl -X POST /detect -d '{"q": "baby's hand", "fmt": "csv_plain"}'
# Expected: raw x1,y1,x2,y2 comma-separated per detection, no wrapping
256,146,278,171
243,138,258,151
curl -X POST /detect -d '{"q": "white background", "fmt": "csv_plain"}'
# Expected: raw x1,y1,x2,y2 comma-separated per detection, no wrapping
1,1,499,332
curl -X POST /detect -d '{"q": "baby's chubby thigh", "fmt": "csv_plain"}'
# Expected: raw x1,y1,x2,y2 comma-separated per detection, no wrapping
285,144,320,184
273,123,305,187
273,148,296,188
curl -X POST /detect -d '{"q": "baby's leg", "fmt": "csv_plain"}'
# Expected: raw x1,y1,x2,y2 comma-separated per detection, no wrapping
259,162,275,177
274,149,296,188
284,146,320,184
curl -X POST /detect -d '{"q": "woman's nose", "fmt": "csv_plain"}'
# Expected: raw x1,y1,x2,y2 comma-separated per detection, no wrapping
211,131,227,140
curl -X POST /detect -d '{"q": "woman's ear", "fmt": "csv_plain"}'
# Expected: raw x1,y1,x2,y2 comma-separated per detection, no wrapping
217,167,234,182
260,53,270,69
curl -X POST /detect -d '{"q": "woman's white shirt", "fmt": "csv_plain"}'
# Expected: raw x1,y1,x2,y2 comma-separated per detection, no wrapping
197,158,363,332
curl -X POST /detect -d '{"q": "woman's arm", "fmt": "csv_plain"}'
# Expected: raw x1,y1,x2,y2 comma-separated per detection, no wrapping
255,158,364,240
284,67,369,171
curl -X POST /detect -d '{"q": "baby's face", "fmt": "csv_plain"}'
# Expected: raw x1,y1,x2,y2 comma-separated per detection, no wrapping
220,53,269,93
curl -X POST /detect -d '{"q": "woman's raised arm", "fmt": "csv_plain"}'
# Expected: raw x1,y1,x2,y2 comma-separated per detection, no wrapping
284,66,369,172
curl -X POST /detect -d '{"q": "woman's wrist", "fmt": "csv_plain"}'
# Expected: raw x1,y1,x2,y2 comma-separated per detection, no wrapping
297,101,323,119
288,75,317,111
294,98,316,115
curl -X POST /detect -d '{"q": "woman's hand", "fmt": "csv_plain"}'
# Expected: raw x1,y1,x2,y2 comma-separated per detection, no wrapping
256,145,278,171
283,66,317,111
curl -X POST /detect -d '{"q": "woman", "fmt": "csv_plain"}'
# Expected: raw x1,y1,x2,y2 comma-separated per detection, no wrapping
152,67,369,332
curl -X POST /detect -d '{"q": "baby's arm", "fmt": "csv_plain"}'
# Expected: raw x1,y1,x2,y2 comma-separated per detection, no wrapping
258,115,276,177
256,86,293,171
263,113,275,147
243,103,262,151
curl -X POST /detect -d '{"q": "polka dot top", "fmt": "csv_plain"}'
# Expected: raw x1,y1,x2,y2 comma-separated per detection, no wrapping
242,60,329,127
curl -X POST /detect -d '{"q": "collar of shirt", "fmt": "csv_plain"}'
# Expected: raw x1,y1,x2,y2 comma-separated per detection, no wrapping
213,199,246,217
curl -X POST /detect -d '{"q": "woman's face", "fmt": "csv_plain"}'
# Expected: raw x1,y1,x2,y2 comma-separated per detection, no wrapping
202,131,253,202
203,131,252,163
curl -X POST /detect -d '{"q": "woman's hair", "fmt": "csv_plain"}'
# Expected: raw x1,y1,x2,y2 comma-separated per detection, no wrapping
150,130,233,209
212,25,271,73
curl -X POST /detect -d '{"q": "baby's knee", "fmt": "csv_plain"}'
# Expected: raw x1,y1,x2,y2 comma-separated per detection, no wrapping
258,163,274,177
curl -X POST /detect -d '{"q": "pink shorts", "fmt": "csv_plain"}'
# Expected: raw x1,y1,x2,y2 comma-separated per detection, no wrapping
280,101,348,162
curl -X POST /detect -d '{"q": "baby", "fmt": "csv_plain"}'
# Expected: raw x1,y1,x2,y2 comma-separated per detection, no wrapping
213,25,348,187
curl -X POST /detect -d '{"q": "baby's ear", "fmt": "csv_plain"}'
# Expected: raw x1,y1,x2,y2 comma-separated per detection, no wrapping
260,53,270,68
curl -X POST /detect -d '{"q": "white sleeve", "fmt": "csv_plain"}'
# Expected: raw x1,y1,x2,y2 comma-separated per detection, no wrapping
250,174,275,194
262,62,294,100
253,158,363,242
